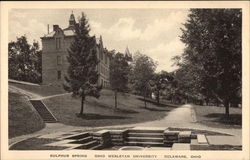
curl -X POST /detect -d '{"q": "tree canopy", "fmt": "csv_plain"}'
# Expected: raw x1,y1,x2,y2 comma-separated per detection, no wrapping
151,71,173,105
131,52,157,108
175,9,242,116
110,52,131,108
8,36,42,83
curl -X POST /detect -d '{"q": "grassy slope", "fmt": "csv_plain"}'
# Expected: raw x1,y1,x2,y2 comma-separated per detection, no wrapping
193,105,242,129
10,82,178,127
43,89,177,127
10,82,65,97
9,89,45,138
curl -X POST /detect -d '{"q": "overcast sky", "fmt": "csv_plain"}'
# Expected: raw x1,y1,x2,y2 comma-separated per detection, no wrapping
9,9,189,72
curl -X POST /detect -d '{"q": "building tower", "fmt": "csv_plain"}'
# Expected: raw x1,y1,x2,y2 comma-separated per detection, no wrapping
124,46,133,62
69,11,76,28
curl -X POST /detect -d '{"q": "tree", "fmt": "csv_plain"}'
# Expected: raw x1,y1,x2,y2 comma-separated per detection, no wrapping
151,71,173,105
8,36,42,83
179,9,242,117
131,52,157,108
110,52,130,109
64,12,101,115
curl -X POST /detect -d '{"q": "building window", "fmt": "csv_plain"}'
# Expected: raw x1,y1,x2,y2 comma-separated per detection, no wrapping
57,56,62,65
55,38,61,49
57,71,61,80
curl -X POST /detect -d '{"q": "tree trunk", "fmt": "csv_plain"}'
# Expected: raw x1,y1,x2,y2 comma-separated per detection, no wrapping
224,99,230,117
157,90,160,105
144,92,147,108
216,99,220,107
114,90,117,109
80,96,85,115
205,98,209,106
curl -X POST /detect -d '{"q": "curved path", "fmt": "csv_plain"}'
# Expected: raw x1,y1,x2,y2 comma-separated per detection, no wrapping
126,104,241,137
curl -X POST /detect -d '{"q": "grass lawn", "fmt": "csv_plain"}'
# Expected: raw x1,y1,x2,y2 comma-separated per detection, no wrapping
43,89,177,127
10,82,66,97
9,89,45,138
193,105,242,129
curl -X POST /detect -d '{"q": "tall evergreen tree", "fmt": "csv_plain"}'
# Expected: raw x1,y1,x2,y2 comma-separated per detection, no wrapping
64,12,101,115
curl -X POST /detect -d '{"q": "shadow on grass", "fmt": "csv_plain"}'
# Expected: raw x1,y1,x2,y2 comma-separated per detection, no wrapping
76,113,130,120
205,113,242,125
114,108,139,114
136,97,178,108
140,107,171,112
87,101,139,114
193,145,242,150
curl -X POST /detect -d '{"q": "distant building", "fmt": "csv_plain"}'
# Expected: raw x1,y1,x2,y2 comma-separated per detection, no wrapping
41,12,110,87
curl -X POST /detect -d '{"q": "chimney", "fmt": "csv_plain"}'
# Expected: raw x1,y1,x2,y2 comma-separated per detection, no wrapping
53,25,59,31
47,24,49,34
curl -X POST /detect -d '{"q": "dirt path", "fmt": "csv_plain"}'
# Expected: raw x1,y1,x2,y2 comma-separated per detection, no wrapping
9,85,41,99
120,104,241,136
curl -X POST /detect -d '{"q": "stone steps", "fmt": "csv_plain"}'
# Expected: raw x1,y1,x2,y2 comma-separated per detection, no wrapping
89,144,103,150
129,127,165,134
126,128,165,147
74,140,99,149
70,136,93,144
127,137,163,143
128,133,163,138
57,132,102,150
126,141,164,147
30,100,57,123
64,132,90,140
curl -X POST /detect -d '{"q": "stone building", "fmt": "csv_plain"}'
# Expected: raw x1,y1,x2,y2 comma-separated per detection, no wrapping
41,13,110,87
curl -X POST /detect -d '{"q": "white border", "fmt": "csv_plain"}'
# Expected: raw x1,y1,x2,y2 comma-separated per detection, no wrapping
1,1,249,160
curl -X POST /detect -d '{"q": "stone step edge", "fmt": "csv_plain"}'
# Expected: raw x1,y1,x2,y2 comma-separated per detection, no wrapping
62,132,90,140
128,130,165,133
127,137,163,140
69,136,93,143
126,141,164,145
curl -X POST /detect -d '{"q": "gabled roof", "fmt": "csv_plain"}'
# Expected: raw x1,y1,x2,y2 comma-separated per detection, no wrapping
43,31,56,38
41,27,75,39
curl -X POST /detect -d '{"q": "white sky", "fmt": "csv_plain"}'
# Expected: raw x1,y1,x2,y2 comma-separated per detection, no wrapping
9,9,189,72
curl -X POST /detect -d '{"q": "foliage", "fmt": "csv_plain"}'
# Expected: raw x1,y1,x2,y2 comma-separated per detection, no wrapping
151,71,173,104
176,9,242,116
131,52,157,108
63,12,101,115
110,52,131,108
8,36,42,83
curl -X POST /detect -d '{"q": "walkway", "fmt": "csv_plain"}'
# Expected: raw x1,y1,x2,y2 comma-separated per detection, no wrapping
128,104,241,138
